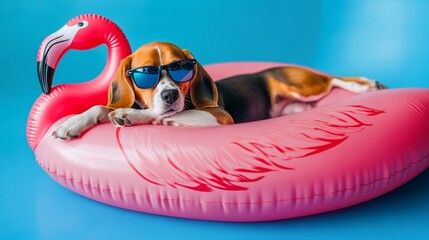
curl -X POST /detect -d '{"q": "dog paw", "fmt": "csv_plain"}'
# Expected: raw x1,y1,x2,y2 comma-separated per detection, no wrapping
160,118,185,127
374,81,388,90
52,106,110,140
108,109,134,127
108,108,159,127
52,115,91,140
361,77,388,91
281,102,315,115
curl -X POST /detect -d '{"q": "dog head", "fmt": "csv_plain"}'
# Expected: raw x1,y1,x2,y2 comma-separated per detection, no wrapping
107,42,218,116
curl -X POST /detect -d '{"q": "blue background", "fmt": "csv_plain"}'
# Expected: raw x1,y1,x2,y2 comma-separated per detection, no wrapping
1,0,428,239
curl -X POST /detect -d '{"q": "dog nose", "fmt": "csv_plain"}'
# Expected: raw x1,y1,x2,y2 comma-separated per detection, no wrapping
161,89,179,104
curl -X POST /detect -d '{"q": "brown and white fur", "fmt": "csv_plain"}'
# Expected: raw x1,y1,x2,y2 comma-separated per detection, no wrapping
53,42,386,140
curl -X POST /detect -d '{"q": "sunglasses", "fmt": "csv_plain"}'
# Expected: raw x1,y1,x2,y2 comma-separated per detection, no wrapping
126,59,197,89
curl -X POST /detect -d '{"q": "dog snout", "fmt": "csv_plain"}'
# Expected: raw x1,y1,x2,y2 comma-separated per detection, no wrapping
161,89,179,104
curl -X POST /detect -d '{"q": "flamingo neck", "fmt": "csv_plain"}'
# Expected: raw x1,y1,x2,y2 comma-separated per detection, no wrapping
93,25,132,91
27,17,132,150
65,14,132,90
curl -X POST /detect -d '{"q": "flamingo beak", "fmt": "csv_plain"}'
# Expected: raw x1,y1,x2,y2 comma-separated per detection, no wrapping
37,57,55,94
36,24,76,94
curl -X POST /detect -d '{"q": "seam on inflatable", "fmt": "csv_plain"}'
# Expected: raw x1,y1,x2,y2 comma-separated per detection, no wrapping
36,153,428,205
27,85,69,150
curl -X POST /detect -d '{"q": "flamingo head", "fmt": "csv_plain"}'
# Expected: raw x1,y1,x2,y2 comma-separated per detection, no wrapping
37,14,114,94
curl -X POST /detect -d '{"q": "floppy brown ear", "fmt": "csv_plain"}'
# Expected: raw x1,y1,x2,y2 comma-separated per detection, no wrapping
107,55,135,109
182,49,218,109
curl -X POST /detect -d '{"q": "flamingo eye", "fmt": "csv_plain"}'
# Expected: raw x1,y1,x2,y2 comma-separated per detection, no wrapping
75,21,88,29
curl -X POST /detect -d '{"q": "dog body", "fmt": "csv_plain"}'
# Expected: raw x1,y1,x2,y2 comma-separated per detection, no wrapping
53,42,385,140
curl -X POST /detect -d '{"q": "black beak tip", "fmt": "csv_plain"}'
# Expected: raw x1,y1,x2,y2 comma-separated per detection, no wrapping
40,83,51,95
37,61,54,94
42,85,51,95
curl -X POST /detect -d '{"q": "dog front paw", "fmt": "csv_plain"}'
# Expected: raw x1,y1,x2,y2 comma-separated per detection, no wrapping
160,118,185,127
52,115,90,140
52,106,110,140
108,109,133,127
108,108,160,127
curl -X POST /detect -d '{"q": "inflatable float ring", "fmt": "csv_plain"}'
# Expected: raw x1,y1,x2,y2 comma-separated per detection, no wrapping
28,14,429,222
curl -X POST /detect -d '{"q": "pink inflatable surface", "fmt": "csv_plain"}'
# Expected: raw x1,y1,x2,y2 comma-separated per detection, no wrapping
28,14,429,222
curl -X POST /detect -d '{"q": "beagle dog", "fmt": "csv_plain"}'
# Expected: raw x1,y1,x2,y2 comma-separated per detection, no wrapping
53,42,386,140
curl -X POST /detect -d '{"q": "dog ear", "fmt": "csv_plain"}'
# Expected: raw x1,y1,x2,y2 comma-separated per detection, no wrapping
182,49,218,109
107,55,135,109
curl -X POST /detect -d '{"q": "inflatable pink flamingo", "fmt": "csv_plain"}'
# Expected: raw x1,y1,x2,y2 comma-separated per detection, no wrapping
29,14,131,149
28,14,429,221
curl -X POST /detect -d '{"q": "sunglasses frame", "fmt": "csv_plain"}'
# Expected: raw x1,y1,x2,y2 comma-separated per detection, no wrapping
126,59,197,89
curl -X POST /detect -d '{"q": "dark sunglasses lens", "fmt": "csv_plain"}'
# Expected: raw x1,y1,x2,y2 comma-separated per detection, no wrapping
132,72,159,89
169,61,195,82
169,69,194,82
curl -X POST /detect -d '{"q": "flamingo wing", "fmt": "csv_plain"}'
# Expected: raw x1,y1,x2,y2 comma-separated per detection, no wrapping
116,104,384,192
